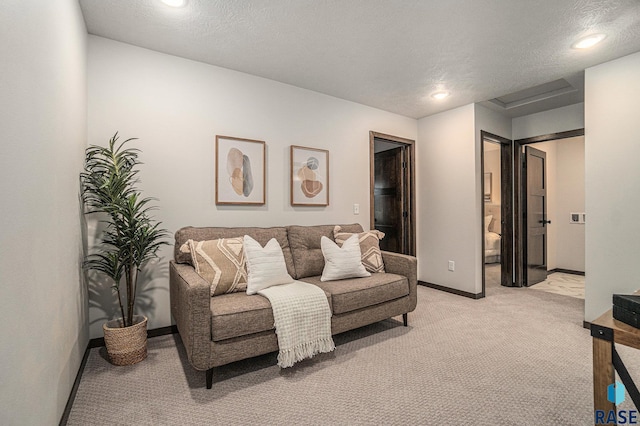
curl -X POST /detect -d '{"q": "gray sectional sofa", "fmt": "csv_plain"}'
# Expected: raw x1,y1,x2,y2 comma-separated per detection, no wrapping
169,223,417,388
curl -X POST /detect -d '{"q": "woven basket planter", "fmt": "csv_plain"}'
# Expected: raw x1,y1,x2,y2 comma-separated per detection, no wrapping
103,315,148,366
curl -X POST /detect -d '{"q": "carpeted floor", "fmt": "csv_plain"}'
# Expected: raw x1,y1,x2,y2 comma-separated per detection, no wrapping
67,284,639,425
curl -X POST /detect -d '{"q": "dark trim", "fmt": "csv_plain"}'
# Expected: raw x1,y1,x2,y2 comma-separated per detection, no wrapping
513,128,585,287
583,320,592,330
480,131,515,294
514,128,584,145
89,324,178,348
369,131,416,256
59,343,91,426
148,325,178,338
548,268,585,276
513,139,524,287
419,280,484,299
88,336,105,348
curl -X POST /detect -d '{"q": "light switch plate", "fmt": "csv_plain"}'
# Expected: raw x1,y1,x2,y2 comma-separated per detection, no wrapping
353,204,359,215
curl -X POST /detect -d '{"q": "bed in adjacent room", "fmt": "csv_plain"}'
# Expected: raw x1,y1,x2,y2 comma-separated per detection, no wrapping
484,205,501,264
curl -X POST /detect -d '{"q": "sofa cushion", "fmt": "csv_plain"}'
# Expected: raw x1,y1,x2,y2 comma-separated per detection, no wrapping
210,286,333,342
288,224,363,279
174,226,296,278
299,273,409,315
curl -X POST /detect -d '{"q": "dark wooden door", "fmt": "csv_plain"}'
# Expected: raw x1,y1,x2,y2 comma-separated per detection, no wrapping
524,146,548,286
374,147,405,253
500,141,514,287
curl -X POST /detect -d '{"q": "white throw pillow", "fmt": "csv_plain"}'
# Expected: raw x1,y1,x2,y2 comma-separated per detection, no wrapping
243,235,294,295
320,235,371,282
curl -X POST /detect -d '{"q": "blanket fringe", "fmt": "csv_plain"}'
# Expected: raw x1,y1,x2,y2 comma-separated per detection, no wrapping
277,337,335,368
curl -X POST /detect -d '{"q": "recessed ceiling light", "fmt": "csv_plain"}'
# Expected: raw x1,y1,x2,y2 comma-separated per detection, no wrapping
431,91,450,100
572,34,606,49
161,0,187,7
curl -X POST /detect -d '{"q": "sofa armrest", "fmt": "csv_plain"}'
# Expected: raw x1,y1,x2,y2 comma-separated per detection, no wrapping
170,261,212,370
381,251,417,312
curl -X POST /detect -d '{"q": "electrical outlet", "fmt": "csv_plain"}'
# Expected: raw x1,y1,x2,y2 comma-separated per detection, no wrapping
353,204,360,215
448,261,455,272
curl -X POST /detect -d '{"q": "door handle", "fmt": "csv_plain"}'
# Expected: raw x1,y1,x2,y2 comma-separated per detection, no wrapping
539,219,551,225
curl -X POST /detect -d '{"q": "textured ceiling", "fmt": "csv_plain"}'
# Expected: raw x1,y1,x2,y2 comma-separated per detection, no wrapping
79,0,640,119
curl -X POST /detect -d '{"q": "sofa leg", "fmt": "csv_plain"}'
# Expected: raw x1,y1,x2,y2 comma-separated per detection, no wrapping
403,313,408,327
206,368,213,389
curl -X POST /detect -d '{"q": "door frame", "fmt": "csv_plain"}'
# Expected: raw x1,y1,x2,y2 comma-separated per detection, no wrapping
513,128,584,287
481,131,514,297
369,131,416,256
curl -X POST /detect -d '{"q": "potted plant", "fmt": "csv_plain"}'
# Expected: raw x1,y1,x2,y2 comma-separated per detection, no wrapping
81,133,168,365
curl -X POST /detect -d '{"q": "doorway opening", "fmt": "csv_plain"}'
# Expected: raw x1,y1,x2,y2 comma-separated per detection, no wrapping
514,129,585,290
481,131,513,297
369,131,415,256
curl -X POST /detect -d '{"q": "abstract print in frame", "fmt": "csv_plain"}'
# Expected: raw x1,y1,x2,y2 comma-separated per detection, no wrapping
291,145,329,206
216,135,265,205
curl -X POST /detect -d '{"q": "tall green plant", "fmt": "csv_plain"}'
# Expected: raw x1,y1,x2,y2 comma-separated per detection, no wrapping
81,133,169,327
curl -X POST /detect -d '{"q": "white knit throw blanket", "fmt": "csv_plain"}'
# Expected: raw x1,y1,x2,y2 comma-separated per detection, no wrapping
258,281,335,368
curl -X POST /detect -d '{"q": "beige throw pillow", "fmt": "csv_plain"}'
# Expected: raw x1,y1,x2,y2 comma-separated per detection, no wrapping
333,225,385,273
180,237,247,296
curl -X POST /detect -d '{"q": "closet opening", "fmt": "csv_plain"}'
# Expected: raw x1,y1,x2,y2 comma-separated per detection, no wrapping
369,131,416,256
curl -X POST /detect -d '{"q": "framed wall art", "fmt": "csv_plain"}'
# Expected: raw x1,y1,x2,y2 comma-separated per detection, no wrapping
484,172,492,202
290,145,329,206
215,135,265,205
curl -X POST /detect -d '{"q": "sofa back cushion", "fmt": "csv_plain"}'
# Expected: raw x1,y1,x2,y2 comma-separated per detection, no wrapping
174,226,296,278
287,224,363,279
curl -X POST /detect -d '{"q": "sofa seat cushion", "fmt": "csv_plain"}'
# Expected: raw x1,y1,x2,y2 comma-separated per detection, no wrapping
210,287,332,342
299,273,409,315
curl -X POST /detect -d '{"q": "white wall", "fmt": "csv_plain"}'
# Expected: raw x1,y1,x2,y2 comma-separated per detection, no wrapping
555,137,585,272
533,138,586,273
417,103,510,295
585,52,640,321
417,105,477,293
87,36,417,337
0,1,88,424
512,102,584,140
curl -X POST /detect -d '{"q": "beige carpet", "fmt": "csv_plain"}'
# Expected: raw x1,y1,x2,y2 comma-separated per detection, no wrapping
67,284,639,425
